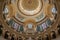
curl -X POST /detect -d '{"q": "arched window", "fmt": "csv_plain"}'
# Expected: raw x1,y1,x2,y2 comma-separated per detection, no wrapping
52,7,57,15
37,25,43,32
8,19,14,26
46,19,52,26
3,5,9,15
3,4,9,19
20,25,24,32
27,23,33,29
18,25,24,32
42,22,47,30
12,22,19,31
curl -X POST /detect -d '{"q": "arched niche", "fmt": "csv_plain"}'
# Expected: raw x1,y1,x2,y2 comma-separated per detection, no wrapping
4,31,10,39
44,33,49,40
51,31,56,39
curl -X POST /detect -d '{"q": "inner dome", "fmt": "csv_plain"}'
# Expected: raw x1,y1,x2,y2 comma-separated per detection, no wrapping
18,0,42,15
